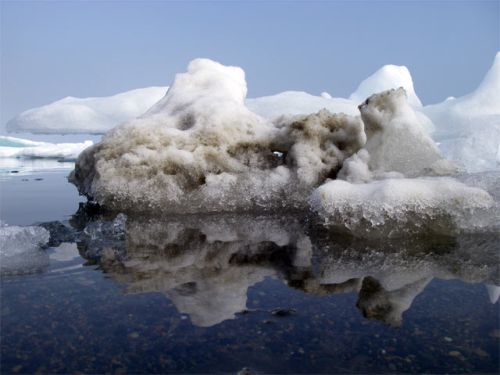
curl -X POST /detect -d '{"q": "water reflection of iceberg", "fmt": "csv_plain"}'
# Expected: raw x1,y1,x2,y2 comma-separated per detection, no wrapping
75,212,499,327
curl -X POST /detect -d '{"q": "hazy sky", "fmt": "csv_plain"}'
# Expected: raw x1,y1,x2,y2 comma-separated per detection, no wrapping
1,0,499,130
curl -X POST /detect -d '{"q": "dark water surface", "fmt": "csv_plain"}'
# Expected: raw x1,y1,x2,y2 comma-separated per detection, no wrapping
1,168,499,374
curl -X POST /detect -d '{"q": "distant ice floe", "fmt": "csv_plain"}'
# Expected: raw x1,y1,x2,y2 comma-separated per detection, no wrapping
0,135,93,161
0,223,50,275
6,87,168,134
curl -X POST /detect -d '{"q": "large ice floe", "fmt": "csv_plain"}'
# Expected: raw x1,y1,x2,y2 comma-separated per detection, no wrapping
0,223,50,275
6,87,168,134
69,58,498,238
0,135,93,161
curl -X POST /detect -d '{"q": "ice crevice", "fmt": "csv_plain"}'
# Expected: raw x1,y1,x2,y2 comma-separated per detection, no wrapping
69,58,498,236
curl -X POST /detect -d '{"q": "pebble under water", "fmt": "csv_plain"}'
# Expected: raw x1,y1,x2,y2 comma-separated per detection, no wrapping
1,169,499,374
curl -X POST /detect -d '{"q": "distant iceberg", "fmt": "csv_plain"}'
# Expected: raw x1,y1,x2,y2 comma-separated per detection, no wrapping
0,136,93,161
6,86,168,134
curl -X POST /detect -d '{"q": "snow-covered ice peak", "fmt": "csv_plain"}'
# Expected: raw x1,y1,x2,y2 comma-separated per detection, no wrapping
350,64,422,107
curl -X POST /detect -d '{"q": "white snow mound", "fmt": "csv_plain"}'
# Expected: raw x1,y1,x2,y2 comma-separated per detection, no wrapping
423,52,500,171
6,87,168,134
350,65,422,107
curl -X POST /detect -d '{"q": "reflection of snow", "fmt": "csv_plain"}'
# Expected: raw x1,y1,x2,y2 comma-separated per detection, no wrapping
75,214,499,327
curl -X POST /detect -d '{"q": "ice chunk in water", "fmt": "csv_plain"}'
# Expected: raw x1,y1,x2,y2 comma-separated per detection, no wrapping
0,224,50,275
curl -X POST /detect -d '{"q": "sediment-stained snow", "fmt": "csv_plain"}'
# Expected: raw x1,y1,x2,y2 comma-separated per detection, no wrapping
68,58,498,238
70,59,365,213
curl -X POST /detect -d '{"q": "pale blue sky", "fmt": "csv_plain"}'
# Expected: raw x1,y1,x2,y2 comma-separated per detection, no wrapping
1,0,499,130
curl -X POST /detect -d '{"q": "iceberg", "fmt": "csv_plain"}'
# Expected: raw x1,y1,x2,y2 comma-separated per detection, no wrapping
68,58,497,239
70,58,365,213
310,88,495,237
0,135,93,161
0,223,50,275
6,87,168,134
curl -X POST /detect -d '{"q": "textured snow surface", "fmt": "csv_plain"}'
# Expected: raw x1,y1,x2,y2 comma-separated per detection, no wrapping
0,136,92,160
70,59,365,213
338,88,455,182
7,87,168,134
0,224,50,275
310,177,494,237
68,58,499,238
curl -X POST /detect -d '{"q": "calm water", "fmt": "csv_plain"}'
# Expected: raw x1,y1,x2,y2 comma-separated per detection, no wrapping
1,165,499,374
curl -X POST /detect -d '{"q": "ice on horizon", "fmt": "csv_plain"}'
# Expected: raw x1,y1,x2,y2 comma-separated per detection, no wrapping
0,135,93,161
6,86,168,134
